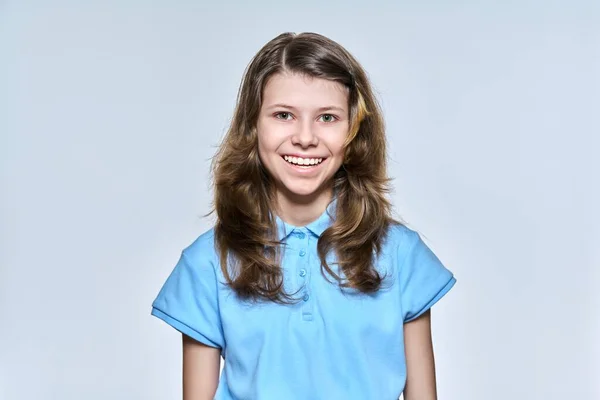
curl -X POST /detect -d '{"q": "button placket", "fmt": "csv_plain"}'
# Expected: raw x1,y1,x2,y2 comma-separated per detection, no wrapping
298,229,313,321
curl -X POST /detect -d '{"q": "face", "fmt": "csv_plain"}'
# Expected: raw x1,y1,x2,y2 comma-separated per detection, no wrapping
257,72,349,205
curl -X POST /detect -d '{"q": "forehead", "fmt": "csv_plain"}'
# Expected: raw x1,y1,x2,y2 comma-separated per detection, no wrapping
262,72,349,109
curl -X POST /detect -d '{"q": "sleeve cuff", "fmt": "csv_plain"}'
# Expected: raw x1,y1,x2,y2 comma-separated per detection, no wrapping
151,306,223,349
404,275,456,323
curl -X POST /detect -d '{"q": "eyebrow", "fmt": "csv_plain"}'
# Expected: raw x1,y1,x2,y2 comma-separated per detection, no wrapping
265,103,347,113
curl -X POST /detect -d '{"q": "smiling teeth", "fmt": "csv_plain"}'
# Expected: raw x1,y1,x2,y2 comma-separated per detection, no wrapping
283,156,323,166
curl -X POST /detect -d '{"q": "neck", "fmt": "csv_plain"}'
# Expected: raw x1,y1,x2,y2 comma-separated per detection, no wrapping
275,186,333,227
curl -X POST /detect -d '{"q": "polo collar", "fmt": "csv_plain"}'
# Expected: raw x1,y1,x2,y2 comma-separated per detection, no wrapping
275,198,337,241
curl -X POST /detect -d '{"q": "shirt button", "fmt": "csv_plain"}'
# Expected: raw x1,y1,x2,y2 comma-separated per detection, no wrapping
299,269,307,277
299,250,306,257
302,293,309,302
297,232,306,239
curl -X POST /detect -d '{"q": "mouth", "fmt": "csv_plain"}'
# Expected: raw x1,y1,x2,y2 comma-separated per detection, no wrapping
282,155,325,168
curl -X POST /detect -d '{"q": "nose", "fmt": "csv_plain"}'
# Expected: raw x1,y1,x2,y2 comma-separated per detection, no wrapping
291,120,318,148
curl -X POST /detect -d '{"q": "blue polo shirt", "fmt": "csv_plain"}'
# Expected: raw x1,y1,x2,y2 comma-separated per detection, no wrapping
151,201,456,399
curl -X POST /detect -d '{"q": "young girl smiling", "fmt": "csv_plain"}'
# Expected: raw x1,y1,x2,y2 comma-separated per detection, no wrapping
151,32,456,400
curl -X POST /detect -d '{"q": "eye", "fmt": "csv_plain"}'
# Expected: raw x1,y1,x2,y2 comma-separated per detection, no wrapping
319,114,338,123
274,112,293,120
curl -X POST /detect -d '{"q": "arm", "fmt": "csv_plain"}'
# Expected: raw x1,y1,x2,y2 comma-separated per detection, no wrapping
403,309,438,400
182,333,221,400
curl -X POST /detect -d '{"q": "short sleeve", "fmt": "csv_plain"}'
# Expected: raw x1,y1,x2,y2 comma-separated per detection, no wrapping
151,249,225,349
398,229,456,323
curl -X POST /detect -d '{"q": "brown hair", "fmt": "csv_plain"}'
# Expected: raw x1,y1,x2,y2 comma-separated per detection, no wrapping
211,32,396,303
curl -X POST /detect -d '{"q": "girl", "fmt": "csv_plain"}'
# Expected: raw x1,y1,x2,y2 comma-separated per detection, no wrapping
151,32,456,400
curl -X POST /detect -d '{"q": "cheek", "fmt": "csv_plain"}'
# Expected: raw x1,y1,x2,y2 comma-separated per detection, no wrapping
324,133,347,158
327,132,348,170
256,138,271,168
256,120,281,151
256,123,269,152
258,141,278,166
256,124,281,168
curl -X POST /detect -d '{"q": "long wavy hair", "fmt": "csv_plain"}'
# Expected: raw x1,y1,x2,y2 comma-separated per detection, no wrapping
211,32,396,303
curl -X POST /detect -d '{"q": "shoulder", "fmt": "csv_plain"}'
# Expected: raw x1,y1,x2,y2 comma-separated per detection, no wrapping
385,222,422,255
180,226,219,269
386,223,456,321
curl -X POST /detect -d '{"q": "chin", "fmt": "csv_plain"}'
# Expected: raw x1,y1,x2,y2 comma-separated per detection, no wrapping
278,179,327,200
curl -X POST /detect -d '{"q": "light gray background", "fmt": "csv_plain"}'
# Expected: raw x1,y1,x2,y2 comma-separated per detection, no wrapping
1,1,598,399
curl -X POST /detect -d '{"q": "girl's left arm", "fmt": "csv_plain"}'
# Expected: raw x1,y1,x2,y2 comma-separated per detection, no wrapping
402,309,438,400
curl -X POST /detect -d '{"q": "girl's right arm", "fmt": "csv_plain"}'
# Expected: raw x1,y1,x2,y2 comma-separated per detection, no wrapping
182,333,221,400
